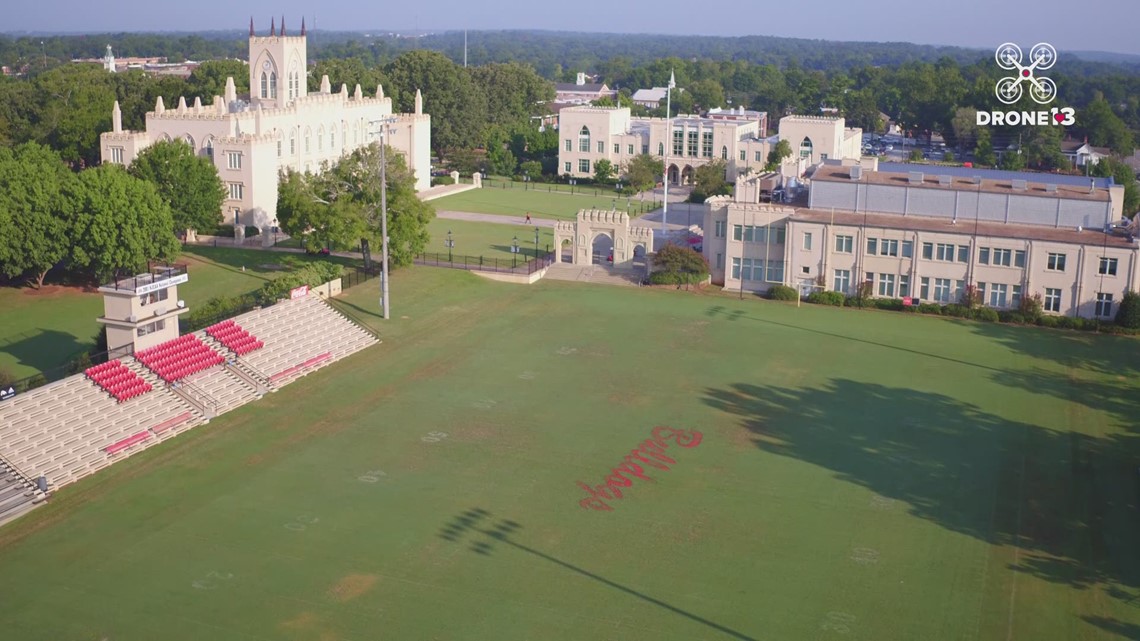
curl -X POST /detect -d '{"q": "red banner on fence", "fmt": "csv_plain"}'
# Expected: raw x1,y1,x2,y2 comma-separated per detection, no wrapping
290,285,309,300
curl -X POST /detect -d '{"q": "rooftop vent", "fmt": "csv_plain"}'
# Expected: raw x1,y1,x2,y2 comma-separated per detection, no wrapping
848,165,862,180
908,171,924,185
1010,179,1027,191
1045,183,1057,193
938,175,952,186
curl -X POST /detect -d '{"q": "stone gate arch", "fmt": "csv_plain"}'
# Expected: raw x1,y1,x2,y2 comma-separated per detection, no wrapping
552,209,654,268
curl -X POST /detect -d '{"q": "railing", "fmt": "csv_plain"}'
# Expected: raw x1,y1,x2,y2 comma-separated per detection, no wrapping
103,263,188,293
171,378,218,419
1,344,135,403
0,452,44,494
414,252,556,275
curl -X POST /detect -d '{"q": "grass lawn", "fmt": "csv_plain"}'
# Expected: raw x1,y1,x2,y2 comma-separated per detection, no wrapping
433,184,661,220
425,218,556,264
1,268,1138,640
0,245,360,379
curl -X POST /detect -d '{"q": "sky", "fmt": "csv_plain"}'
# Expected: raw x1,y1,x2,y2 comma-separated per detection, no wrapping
6,0,1140,56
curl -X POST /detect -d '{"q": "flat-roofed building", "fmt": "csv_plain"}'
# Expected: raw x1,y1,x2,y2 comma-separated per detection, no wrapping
703,163,1136,319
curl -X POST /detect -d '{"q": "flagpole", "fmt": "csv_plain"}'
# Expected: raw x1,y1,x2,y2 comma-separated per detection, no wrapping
662,69,675,240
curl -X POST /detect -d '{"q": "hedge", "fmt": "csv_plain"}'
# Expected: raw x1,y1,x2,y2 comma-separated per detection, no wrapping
807,291,845,306
767,285,799,301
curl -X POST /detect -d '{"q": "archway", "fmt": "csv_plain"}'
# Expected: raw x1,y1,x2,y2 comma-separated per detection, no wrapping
681,165,695,186
560,238,572,263
799,136,814,160
632,243,648,270
591,231,613,265
668,164,680,185
552,209,654,268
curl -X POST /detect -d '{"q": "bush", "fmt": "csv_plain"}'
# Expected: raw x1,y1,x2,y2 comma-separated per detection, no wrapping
651,243,709,286
768,285,799,301
255,260,344,305
1115,291,1140,328
648,271,706,286
1018,293,1044,321
970,307,1000,323
807,291,845,306
916,303,942,315
0,367,15,388
873,298,905,311
431,176,455,186
943,304,969,318
943,151,955,163
182,292,259,332
25,374,47,390
1037,315,1059,328
999,311,1027,324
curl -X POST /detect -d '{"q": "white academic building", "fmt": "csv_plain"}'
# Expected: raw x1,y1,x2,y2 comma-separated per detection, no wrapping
100,19,431,230
702,161,1138,320
556,107,861,184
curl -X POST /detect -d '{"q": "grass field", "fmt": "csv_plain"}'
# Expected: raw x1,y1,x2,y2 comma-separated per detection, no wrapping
0,267,1138,640
0,246,359,378
433,184,660,220
425,218,556,263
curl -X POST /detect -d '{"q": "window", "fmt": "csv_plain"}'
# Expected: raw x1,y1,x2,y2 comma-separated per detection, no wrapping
739,150,746,162
578,127,591,152
1044,287,1062,312
721,145,728,160
659,142,665,156
992,248,1011,267
1014,250,1026,267
139,288,169,306
922,242,933,260
110,147,124,164
766,260,784,282
597,141,605,153
735,258,764,281
879,239,899,257
957,245,970,263
955,280,966,301
731,257,741,279
733,225,742,241
799,136,813,159
687,130,698,157
330,128,335,149
834,269,851,294
269,72,277,99
933,278,952,303
702,131,713,158
901,240,913,258
226,151,242,170
715,220,726,238
834,235,853,253
228,183,243,200
1012,284,1022,307
564,161,571,173
755,151,762,161
628,144,634,155
137,319,166,337
865,272,874,287
260,71,267,98
989,283,1008,307
1096,292,1114,318
935,243,955,262
742,226,754,242
614,143,620,154
716,253,724,269
803,232,813,250
899,274,910,297
1099,257,1118,276
204,139,214,160
305,132,310,154
801,266,810,275
977,282,987,303
878,273,895,297
642,145,648,154
866,238,877,255
920,277,930,300
565,139,572,152
672,129,684,156
1047,253,1066,271
289,134,295,155
578,159,590,173
978,247,990,265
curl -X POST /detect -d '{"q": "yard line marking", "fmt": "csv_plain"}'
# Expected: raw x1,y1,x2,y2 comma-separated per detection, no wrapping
1005,432,1029,641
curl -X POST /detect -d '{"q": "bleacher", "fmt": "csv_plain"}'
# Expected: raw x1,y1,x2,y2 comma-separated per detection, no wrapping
205,319,264,356
0,460,47,528
85,359,152,402
135,334,225,382
0,291,378,514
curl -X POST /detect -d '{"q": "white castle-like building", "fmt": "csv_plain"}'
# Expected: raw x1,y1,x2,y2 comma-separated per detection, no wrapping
100,18,431,229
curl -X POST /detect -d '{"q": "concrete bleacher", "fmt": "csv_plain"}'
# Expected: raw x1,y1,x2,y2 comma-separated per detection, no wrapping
231,295,377,387
0,292,378,517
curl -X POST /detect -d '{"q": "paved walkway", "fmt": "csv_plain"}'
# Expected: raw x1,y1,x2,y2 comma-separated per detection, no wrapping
418,183,478,202
542,263,646,287
436,210,558,228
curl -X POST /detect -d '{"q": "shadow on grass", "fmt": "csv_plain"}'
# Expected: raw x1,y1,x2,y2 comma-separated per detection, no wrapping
0,329,91,374
966,321,1140,379
439,508,758,640
703,380,1140,609
1081,615,1140,640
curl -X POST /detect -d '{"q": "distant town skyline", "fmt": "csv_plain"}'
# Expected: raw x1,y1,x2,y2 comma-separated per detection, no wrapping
6,0,1140,56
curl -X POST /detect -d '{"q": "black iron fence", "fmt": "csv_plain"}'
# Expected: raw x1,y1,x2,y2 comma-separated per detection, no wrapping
341,265,382,290
414,252,556,275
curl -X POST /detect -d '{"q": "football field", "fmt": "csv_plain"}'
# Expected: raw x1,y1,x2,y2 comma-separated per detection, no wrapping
0,267,1137,640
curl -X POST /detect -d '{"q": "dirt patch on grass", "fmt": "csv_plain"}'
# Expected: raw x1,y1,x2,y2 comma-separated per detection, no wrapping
280,610,319,631
327,573,378,602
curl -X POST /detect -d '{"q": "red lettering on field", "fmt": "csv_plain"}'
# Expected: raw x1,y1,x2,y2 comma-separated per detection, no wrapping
576,426,703,512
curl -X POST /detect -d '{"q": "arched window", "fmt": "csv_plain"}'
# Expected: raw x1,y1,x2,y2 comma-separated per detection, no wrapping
203,138,213,160
289,131,296,155
800,137,814,159
329,124,336,150
578,126,591,152
721,145,728,160
317,126,324,151
269,72,277,99
658,142,664,156
260,72,268,99
304,128,311,154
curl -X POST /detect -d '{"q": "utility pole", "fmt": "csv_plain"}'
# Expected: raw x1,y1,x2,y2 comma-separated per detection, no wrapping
370,117,399,320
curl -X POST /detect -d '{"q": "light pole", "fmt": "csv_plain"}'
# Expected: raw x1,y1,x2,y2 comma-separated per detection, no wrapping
570,178,576,194
446,229,454,262
524,172,530,190
369,117,399,320
512,235,519,268
662,69,675,239
534,226,540,260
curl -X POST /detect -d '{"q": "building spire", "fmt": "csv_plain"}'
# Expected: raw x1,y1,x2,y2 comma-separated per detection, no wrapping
281,15,286,36
270,17,275,36
301,17,306,36
249,17,254,37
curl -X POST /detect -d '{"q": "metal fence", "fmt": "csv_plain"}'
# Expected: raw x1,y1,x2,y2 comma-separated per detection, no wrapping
341,265,382,290
414,252,556,275
1,343,134,402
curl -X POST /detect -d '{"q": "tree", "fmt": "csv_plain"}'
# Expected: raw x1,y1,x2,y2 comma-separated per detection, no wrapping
974,129,996,166
1078,97,1134,156
950,107,978,150
998,150,1026,171
691,160,730,201
468,62,554,128
687,79,725,111
128,139,225,234
186,59,249,100
0,143,76,287
68,164,180,281
1092,157,1140,215
593,158,615,184
518,160,542,179
650,242,709,286
623,154,663,193
386,50,487,154
277,143,435,267
765,139,792,171
1023,126,1067,171
1116,291,1140,329
308,58,388,96
484,126,517,176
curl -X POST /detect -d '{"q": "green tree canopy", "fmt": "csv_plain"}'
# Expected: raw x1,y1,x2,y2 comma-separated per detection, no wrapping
1077,97,1134,156
765,139,792,171
128,139,225,234
0,143,77,287
691,160,731,201
309,58,389,97
623,154,664,192
651,242,710,286
186,59,249,100
469,62,553,128
593,158,615,184
68,164,180,282
386,50,487,154
1092,157,1140,216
